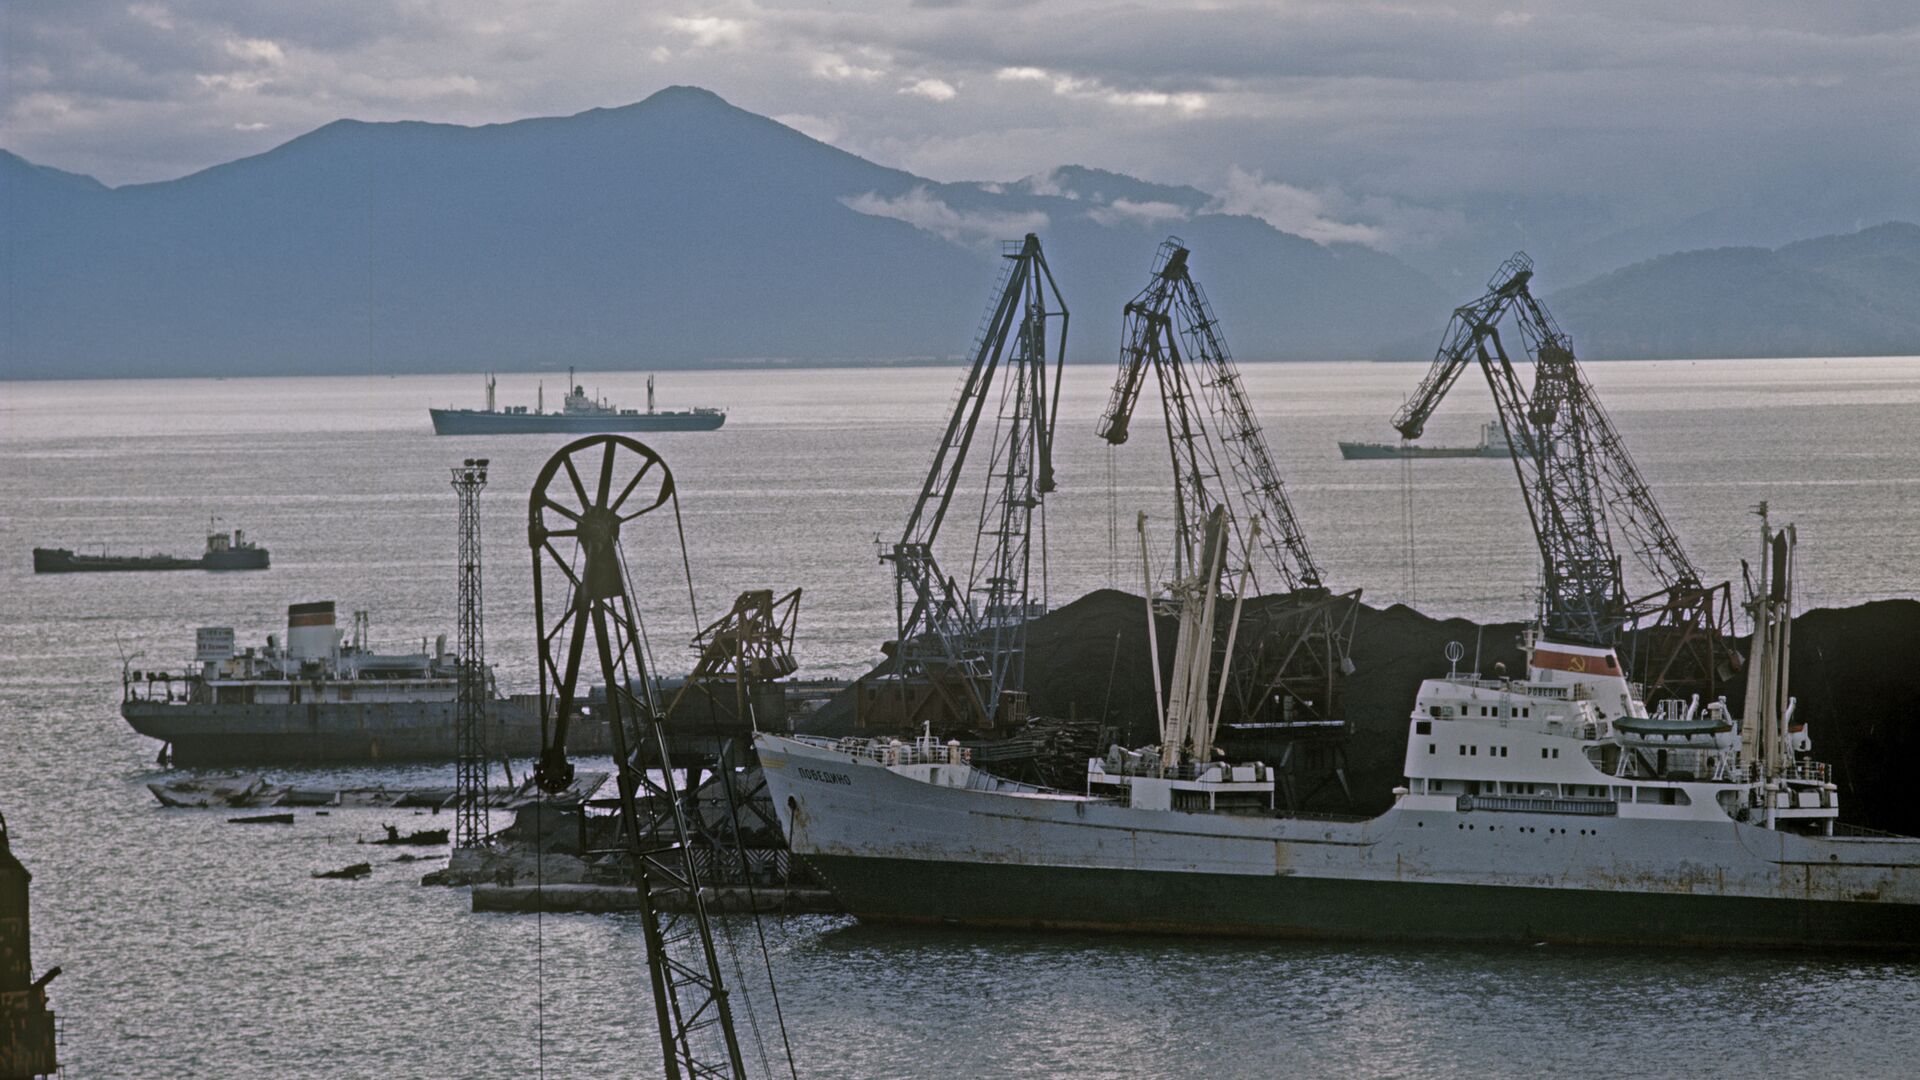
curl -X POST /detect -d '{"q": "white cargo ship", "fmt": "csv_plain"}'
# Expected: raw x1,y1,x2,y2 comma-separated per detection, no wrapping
758,516,1920,948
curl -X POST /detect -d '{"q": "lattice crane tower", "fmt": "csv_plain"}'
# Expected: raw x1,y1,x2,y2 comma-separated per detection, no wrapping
451,458,490,848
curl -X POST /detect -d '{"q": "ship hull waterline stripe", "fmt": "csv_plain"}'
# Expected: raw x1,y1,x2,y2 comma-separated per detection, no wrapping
799,853,1920,950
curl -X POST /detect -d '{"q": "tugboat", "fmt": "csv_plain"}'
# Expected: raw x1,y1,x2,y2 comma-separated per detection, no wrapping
429,370,725,435
1339,421,1524,459
756,512,1920,948
33,522,268,573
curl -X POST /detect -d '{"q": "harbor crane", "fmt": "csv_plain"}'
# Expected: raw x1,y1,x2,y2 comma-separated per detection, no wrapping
879,233,1067,732
1098,237,1357,735
1391,253,1734,699
529,435,790,1080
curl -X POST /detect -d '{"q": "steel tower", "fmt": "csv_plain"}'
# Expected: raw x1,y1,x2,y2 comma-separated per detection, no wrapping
451,458,490,849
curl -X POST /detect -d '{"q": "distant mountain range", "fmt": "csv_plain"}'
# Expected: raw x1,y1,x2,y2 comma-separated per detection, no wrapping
3,86,1917,379
1545,223,1920,360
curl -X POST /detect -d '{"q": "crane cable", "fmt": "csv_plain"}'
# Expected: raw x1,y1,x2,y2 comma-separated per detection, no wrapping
1401,451,1417,608
534,782,546,1079
639,490,798,1080
1106,444,1119,590
533,532,591,1079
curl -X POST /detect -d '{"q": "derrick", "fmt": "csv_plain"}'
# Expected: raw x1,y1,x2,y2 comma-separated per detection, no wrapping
527,435,751,1080
869,234,1068,734
1392,253,1736,701
1098,237,1358,789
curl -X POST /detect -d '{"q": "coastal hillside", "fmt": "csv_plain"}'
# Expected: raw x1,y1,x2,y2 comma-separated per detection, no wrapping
1,87,1446,379
1544,223,1920,360
10,88,1918,377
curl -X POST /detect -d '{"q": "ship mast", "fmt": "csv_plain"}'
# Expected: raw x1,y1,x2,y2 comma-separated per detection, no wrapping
1147,506,1243,773
1741,503,1796,781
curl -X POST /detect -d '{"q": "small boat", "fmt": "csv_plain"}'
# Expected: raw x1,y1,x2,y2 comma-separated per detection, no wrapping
370,826,449,847
1339,421,1525,460
312,863,373,880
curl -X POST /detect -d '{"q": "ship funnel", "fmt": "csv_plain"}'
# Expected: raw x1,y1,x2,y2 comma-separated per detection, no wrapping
287,601,338,661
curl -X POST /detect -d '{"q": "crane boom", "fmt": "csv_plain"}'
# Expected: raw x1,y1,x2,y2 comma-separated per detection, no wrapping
1097,238,1357,746
884,234,1067,729
1391,253,1706,650
1098,238,1322,592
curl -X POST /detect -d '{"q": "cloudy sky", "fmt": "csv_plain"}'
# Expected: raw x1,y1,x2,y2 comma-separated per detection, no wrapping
9,1,1920,267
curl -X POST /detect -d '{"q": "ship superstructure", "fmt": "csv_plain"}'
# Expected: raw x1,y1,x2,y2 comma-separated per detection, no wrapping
121,601,573,764
758,514,1920,948
430,370,725,435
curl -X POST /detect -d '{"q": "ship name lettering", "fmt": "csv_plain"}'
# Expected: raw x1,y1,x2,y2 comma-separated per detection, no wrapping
797,767,853,786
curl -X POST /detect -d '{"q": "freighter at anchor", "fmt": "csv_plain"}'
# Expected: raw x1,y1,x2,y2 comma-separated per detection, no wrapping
121,601,590,765
429,370,725,435
759,515,1920,949
33,525,268,573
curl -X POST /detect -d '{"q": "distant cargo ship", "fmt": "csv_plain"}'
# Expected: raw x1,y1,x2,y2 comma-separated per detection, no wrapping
429,371,725,435
1339,421,1524,460
33,526,268,573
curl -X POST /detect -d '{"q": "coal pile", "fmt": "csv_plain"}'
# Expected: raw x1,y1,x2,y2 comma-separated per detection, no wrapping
1776,600,1920,836
808,591,1920,832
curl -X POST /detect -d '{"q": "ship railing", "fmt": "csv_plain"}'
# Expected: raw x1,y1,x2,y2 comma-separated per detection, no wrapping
1457,794,1617,816
813,735,973,767
1781,759,1833,784
1276,809,1373,824
1831,821,1910,840
1723,760,1834,785
1440,676,1576,701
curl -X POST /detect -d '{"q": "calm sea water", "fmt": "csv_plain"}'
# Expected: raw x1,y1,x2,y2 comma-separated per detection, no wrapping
3,360,1919,1077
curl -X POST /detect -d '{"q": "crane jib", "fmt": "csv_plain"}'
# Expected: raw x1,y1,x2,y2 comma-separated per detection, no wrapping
1389,253,1728,699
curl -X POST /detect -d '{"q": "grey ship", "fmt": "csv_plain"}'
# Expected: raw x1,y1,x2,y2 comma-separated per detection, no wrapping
759,516,1920,949
1339,421,1524,460
430,371,724,435
34,525,267,573
121,601,599,765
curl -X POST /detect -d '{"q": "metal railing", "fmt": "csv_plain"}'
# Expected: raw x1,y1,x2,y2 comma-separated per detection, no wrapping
1457,794,1617,816
810,736,973,767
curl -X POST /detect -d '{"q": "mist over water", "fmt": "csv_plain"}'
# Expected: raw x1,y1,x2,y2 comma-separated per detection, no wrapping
3,360,1919,1077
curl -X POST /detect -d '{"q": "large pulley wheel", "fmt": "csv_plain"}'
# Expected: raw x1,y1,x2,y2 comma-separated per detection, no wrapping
529,435,675,594
529,435,677,791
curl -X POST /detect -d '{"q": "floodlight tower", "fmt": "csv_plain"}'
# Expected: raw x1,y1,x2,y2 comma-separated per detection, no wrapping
451,458,490,849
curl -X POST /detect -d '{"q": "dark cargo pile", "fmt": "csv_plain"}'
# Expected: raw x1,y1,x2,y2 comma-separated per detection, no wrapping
807,591,1920,834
